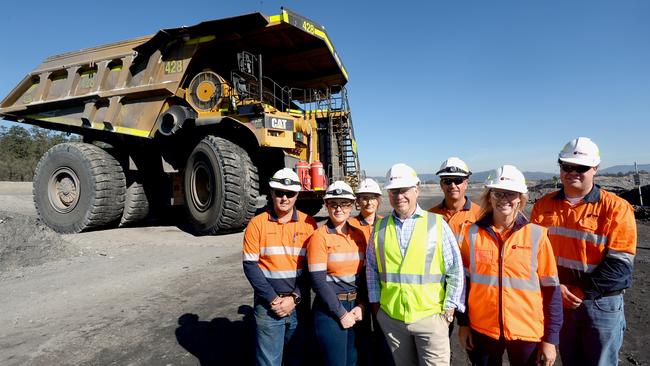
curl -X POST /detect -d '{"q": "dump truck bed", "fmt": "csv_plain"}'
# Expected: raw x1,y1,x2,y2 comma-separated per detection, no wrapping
0,9,348,139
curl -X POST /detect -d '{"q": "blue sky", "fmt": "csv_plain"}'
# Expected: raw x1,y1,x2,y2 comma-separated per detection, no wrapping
1,0,648,176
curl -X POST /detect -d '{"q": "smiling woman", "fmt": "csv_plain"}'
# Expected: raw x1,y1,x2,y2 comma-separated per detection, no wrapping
307,180,370,366
457,165,562,366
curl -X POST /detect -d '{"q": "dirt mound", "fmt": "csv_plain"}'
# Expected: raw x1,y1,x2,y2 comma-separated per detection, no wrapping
0,211,78,272
620,184,650,206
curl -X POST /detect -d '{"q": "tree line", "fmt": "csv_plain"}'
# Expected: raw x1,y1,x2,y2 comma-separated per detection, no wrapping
0,125,79,181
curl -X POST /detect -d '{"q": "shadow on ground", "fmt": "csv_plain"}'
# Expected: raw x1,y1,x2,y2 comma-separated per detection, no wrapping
176,305,255,366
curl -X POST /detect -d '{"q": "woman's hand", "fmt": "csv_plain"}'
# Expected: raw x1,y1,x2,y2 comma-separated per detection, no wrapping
537,341,556,366
458,326,474,351
339,311,356,329
350,306,363,321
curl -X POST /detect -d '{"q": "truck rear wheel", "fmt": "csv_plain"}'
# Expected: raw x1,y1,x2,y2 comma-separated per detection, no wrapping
33,143,126,233
119,171,150,227
184,136,258,234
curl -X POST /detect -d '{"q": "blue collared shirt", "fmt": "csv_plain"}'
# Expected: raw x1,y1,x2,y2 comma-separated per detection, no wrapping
366,205,465,313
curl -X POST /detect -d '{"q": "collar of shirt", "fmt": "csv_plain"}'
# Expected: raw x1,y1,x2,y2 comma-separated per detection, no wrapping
391,204,426,223
267,206,299,222
553,184,601,203
355,213,371,226
325,219,350,234
437,196,472,211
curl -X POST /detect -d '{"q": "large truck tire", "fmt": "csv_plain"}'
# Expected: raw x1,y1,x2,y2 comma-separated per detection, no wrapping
33,142,126,233
119,171,150,227
184,136,259,234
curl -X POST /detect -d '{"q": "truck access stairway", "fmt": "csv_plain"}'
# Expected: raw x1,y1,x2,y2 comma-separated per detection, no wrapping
322,87,360,188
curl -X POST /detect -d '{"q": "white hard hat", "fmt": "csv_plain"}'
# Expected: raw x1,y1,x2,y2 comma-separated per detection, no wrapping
323,181,356,200
269,168,301,192
558,137,601,167
356,178,382,195
385,163,420,190
436,157,472,177
484,165,528,194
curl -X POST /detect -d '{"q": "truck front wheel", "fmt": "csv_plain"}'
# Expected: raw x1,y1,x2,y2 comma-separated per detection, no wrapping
184,136,258,234
33,143,126,233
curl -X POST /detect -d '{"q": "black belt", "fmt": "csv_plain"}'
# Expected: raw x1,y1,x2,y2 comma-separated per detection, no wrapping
586,289,624,300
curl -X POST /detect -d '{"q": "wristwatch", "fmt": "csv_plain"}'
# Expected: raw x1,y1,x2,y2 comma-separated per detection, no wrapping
445,309,455,323
291,292,302,304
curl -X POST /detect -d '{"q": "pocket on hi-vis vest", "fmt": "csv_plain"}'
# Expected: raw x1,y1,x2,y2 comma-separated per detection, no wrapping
476,249,494,263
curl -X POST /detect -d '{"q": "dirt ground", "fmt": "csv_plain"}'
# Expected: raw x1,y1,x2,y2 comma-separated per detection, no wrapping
0,182,648,365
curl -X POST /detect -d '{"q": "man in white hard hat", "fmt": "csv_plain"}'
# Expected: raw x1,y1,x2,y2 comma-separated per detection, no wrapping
366,163,465,366
243,168,318,366
429,157,482,238
531,137,637,366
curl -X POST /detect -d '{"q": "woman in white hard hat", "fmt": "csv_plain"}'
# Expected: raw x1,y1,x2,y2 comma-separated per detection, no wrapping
456,165,563,366
307,181,369,365
349,178,383,244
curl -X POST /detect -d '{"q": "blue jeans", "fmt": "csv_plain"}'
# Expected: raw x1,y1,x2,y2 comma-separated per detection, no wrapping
313,297,359,366
254,299,304,366
559,293,626,366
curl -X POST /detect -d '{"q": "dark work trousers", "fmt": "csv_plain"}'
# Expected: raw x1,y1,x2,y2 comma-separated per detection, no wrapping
468,329,539,366
313,297,370,366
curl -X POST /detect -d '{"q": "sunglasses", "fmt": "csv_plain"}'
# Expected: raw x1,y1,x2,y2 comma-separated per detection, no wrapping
272,189,298,199
559,163,592,174
441,177,466,186
326,201,353,209
490,190,519,200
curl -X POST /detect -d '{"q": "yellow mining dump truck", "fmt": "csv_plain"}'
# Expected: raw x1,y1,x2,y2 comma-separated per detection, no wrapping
0,8,361,234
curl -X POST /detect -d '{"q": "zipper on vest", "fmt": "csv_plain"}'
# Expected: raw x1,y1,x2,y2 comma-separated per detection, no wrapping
498,238,505,339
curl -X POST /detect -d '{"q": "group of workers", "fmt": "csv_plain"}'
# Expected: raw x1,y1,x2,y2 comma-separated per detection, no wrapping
242,136,637,366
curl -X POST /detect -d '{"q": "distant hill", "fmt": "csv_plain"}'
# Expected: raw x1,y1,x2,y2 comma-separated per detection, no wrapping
367,163,649,185
599,164,650,175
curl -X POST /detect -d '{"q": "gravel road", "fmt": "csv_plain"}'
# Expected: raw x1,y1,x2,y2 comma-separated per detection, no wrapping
0,182,647,365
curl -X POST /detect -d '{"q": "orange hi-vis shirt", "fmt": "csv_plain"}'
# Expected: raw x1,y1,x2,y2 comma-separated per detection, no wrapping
429,197,482,239
307,221,367,318
531,185,637,298
348,213,383,245
458,215,562,343
242,208,317,303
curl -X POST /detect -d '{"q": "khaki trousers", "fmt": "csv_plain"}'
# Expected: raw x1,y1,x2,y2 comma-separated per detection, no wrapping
377,308,451,366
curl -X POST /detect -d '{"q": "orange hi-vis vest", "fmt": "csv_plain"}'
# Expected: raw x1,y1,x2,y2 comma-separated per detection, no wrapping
460,220,559,342
531,186,636,294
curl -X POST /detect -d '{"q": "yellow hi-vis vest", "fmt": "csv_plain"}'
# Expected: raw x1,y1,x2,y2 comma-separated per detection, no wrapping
374,212,446,323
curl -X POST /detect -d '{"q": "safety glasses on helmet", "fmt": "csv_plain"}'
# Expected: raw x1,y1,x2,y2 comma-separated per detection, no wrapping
272,189,298,199
441,177,466,186
436,166,471,175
